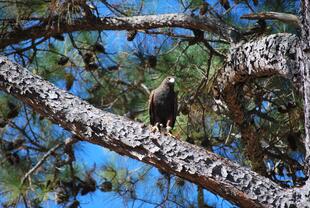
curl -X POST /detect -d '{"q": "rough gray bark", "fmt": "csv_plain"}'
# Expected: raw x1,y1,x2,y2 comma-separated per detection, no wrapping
216,33,300,98
300,0,310,176
0,13,238,49
0,56,308,208
293,1,310,203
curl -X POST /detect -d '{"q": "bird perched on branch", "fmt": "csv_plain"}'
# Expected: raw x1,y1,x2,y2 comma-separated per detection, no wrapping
149,77,177,136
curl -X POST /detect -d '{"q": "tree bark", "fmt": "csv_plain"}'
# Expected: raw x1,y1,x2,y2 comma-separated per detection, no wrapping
300,0,310,177
216,33,300,96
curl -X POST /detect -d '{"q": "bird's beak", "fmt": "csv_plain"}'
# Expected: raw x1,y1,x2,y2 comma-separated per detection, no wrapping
168,77,175,83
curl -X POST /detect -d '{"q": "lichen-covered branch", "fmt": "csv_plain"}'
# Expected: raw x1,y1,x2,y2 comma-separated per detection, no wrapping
210,30,310,206
0,56,306,207
215,33,301,128
216,33,300,96
0,13,238,49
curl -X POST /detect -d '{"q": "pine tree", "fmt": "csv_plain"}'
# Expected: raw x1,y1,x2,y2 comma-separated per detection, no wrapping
0,0,309,207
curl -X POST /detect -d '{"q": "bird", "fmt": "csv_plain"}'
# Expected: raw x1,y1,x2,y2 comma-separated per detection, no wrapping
149,76,177,135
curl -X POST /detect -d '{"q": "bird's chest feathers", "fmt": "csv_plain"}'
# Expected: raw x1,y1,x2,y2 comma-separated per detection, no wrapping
155,89,174,107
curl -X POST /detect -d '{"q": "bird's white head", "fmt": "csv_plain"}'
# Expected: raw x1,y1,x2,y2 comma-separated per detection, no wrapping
168,77,175,83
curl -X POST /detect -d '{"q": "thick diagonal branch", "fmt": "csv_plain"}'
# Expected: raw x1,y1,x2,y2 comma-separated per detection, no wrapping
0,14,238,49
0,56,303,207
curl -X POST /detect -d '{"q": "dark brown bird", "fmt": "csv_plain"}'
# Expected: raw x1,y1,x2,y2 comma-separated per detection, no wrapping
149,76,177,134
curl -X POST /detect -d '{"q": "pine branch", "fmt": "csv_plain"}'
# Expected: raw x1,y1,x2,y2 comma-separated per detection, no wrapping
20,143,63,185
241,12,300,27
0,13,239,49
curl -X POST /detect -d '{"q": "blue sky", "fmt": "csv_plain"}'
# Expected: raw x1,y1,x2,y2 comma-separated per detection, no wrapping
0,0,268,207
72,143,239,208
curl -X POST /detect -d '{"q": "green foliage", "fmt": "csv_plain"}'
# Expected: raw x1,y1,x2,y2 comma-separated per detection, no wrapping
0,165,27,206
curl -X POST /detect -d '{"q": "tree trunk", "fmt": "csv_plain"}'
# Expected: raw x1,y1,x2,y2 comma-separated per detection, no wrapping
300,0,310,175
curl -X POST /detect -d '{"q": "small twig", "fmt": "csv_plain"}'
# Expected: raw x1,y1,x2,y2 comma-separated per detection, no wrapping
100,0,128,17
140,83,150,95
22,194,29,208
21,143,63,185
155,175,171,208
241,12,300,27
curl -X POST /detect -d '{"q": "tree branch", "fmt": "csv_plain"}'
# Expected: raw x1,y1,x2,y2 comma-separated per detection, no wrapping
241,12,301,27
21,143,63,185
212,31,310,207
0,56,302,207
0,13,239,49
216,33,300,98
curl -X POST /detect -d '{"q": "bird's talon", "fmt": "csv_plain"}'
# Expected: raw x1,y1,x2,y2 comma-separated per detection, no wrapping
151,123,160,133
151,126,159,133
166,126,174,137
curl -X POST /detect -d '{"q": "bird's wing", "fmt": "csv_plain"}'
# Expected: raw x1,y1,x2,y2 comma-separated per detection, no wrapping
171,91,178,128
148,90,155,125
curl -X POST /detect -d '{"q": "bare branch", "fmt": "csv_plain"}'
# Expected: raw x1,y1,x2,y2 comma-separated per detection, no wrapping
241,12,301,27
21,143,63,185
